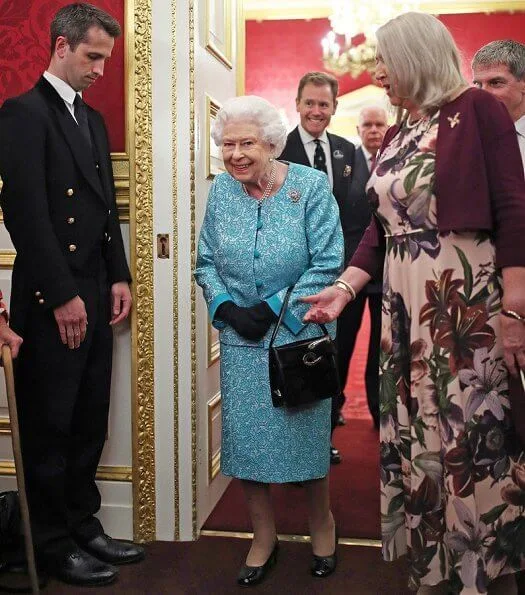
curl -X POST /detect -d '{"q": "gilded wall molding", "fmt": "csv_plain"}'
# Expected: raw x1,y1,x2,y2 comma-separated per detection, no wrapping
172,0,180,541
245,6,329,20
236,0,246,95
96,465,133,482
244,1,525,20
0,251,15,269
201,529,382,548
2,170,128,222
112,154,131,221
131,0,156,542
189,0,198,541
0,461,132,482
424,0,525,14
207,393,222,483
205,0,233,69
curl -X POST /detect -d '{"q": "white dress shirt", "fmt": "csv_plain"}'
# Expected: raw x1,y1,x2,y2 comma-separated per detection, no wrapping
297,124,334,189
515,114,525,172
43,71,81,124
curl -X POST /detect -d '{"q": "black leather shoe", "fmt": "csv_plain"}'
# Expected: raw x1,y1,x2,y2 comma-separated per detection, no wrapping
311,528,338,578
330,445,341,464
237,541,279,587
79,534,145,565
42,546,118,586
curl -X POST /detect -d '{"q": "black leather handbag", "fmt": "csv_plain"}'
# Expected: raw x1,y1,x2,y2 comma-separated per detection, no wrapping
269,288,341,408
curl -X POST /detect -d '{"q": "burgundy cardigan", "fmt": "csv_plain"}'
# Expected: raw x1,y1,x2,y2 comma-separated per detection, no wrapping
351,88,525,278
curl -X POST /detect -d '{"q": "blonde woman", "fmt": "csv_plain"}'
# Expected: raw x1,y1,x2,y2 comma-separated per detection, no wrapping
304,12,525,595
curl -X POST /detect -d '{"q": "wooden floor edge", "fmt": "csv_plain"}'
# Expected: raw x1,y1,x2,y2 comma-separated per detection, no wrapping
199,529,381,548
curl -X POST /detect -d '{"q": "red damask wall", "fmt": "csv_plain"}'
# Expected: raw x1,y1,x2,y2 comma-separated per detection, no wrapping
246,13,525,126
0,0,125,151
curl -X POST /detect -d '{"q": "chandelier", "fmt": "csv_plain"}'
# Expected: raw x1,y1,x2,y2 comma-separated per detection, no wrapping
322,1,420,79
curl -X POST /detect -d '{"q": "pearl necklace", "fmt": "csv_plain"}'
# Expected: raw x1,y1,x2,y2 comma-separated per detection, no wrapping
242,160,276,203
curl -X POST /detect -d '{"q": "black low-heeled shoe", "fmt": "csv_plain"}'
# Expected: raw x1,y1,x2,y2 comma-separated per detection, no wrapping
237,540,279,587
311,527,338,578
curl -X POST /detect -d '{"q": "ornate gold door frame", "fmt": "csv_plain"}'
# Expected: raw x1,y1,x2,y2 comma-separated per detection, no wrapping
129,0,155,542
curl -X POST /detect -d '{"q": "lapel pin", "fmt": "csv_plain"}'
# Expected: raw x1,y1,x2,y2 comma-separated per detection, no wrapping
333,149,344,159
447,112,460,128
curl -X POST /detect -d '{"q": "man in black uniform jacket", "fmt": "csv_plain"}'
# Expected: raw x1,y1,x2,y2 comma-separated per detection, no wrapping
280,71,355,463
338,106,388,431
0,3,143,587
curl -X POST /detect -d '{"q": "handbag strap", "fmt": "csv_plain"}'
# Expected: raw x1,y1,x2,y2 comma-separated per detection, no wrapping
269,287,329,348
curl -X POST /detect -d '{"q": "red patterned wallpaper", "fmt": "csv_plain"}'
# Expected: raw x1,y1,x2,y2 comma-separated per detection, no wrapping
0,0,125,151
246,13,525,127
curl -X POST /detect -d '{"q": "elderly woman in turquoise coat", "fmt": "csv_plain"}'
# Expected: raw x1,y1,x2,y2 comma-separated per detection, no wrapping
194,95,343,586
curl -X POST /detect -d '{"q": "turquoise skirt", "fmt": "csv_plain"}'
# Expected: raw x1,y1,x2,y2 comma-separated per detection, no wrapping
219,343,331,483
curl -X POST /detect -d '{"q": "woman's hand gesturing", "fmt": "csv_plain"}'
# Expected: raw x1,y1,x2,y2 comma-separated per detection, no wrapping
302,286,352,324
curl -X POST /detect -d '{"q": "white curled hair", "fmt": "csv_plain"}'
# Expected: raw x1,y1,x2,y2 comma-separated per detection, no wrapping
211,95,288,156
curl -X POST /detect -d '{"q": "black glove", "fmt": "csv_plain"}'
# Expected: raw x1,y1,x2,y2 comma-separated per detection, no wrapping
216,301,277,341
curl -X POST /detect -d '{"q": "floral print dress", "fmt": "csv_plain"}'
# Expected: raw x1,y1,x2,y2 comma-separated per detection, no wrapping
370,113,525,592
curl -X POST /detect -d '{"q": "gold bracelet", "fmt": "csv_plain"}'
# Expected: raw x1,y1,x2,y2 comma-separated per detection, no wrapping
334,281,353,299
501,309,525,323
335,278,356,299
333,278,356,301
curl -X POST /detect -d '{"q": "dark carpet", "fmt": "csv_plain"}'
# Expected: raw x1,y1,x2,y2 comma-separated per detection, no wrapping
47,537,411,594
203,417,380,539
203,307,380,539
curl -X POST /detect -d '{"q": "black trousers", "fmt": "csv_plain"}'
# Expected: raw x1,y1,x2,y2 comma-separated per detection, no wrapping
332,292,382,431
15,273,113,552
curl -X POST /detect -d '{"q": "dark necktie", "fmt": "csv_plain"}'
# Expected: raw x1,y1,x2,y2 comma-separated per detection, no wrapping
313,139,328,174
370,153,377,172
73,94,92,149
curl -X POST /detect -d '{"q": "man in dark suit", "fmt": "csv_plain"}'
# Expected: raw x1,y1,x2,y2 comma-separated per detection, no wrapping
338,106,388,431
280,72,355,464
279,72,355,220
0,3,143,587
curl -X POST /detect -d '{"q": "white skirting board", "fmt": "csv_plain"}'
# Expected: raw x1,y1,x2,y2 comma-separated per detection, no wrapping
96,481,133,540
0,478,134,542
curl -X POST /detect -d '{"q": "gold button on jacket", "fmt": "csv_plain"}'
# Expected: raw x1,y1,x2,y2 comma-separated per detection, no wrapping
66,188,74,197
67,217,75,224
68,244,77,252
38,298,44,304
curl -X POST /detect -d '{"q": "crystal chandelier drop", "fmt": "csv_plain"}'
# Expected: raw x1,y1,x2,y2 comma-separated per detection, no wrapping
322,1,420,78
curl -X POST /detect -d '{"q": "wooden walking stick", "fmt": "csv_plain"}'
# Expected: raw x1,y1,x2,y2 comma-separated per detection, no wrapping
2,345,39,595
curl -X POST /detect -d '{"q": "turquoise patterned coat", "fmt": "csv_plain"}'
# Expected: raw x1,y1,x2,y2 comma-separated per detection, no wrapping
195,162,344,345
195,162,343,482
